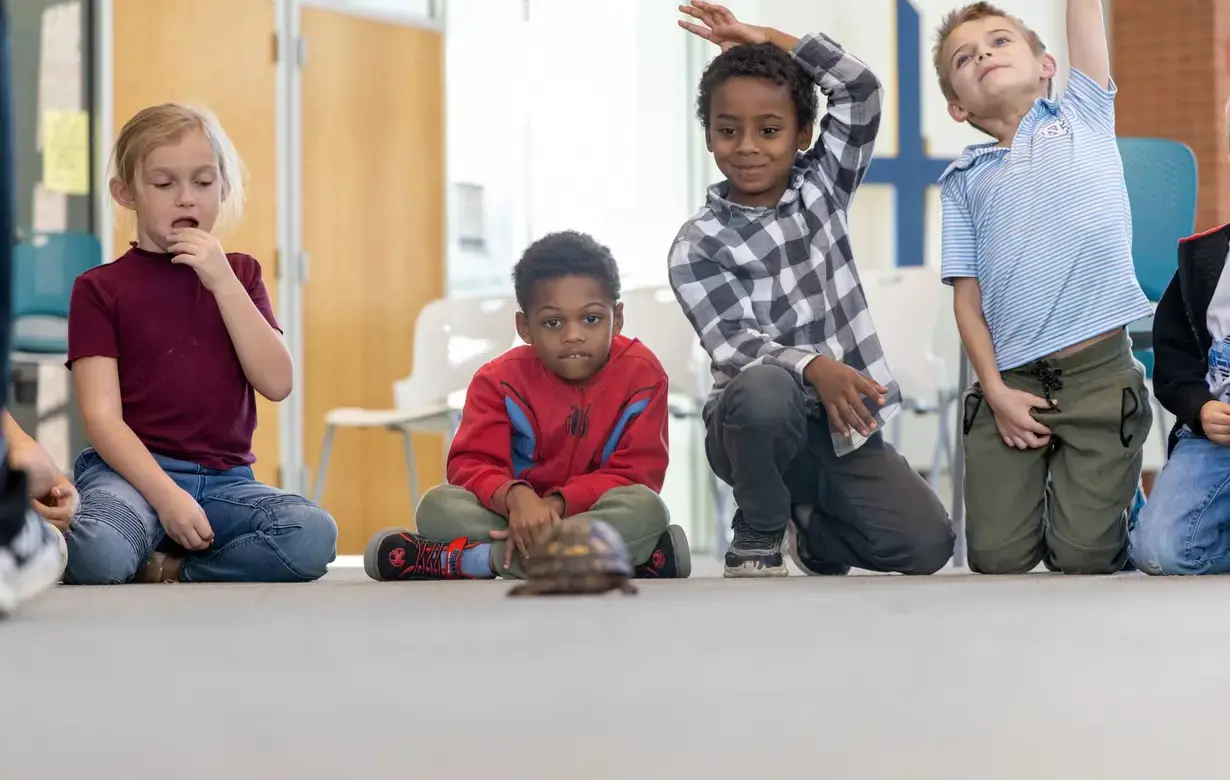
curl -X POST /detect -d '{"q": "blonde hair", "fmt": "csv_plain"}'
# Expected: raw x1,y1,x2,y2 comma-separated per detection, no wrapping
110,102,247,236
931,2,1046,102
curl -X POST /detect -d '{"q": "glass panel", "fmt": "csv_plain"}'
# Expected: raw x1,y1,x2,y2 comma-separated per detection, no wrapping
10,0,94,238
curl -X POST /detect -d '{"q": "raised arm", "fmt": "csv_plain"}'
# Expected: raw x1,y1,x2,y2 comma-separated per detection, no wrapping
789,31,883,208
678,2,882,209
1066,0,1110,88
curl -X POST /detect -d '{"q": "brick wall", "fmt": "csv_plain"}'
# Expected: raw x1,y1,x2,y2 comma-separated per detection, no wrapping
1111,0,1230,230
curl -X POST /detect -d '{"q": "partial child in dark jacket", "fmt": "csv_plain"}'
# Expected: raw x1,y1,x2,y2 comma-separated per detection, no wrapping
365,231,690,581
1130,223,1230,575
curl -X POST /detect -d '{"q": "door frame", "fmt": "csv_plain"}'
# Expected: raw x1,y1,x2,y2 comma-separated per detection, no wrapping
275,0,444,497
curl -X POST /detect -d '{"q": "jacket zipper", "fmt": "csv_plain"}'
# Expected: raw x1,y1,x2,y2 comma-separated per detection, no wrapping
563,383,587,478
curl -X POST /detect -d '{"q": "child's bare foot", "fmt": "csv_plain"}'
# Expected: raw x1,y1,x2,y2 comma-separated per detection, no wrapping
135,551,182,583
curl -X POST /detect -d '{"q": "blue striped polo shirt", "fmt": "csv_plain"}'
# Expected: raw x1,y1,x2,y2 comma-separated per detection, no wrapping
938,67,1153,372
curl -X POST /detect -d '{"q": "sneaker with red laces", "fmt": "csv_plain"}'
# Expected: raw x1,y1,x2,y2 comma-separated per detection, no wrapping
634,524,691,579
364,527,483,581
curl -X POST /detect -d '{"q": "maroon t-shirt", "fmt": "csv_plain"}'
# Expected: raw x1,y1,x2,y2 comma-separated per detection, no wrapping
66,245,282,471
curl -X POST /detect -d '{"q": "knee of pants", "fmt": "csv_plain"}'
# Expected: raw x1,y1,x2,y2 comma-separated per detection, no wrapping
1128,503,1198,576
720,365,805,433
63,497,146,585
269,499,338,581
1047,535,1124,575
967,539,1040,575
414,485,475,540
604,484,670,536
897,507,956,575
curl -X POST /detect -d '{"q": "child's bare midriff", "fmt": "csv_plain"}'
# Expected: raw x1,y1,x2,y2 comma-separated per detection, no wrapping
1047,325,1124,360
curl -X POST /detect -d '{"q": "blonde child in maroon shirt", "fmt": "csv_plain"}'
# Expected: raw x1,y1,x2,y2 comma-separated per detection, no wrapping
63,103,336,585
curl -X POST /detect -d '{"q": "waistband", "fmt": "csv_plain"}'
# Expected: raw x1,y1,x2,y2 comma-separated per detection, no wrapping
1006,328,1134,379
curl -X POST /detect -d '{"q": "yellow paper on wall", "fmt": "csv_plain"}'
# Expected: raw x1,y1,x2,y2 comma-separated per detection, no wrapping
42,109,89,195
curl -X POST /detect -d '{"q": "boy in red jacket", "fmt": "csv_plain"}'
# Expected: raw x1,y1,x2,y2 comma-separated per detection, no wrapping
364,231,690,581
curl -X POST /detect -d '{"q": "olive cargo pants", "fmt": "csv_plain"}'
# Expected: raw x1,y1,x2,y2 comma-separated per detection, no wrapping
960,330,1152,574
414,484,670,579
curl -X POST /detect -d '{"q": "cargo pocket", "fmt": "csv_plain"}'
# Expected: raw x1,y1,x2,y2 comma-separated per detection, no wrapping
962,384,984,437
1117,367,1153,452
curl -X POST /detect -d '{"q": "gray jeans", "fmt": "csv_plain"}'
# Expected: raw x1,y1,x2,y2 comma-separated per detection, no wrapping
704,365,954,574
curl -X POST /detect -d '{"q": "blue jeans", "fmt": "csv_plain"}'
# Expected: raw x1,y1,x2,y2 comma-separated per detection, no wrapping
63,448,337,585
1129,430,1230,575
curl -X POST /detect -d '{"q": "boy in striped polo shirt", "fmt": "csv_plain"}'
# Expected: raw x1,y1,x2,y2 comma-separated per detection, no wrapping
934,1,1154,574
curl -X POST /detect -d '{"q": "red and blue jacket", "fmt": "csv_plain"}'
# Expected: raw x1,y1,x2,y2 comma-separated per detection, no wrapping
446,335,670,516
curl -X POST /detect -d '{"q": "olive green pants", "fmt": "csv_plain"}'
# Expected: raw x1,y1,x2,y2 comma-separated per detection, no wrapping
961,330,1152,574
415,484,670,579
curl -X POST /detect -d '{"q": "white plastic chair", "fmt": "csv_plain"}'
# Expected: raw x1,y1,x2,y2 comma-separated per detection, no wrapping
860,266,959,490
619,286,708,415
311,295,519,510
618,286,731,553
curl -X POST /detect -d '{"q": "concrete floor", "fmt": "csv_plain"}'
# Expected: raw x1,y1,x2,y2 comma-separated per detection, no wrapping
2,560,1227,780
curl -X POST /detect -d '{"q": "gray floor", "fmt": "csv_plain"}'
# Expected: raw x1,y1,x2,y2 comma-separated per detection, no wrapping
2,561,1226,779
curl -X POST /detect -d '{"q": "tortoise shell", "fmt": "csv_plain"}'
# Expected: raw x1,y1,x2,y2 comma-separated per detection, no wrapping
507,517,638,597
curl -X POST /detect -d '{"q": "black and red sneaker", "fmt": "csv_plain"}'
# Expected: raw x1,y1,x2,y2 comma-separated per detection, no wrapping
363,527,481,581
635,524,691,579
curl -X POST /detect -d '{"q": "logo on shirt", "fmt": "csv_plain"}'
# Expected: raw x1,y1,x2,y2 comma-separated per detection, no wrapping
1209,338,1230,402
1036,118,1070,139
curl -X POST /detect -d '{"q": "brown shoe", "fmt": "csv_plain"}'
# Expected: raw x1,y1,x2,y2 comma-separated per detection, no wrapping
134,551,181,583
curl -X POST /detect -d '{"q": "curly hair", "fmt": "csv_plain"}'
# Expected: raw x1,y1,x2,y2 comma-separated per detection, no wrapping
695,42,818,131
512,230,621,312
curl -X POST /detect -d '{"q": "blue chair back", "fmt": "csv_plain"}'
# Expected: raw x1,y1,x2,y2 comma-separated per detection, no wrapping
1118,137,1198,302
12,231,102,319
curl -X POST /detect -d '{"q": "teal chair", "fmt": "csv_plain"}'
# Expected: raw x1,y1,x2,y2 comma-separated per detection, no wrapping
1118,137,1198,461
1118,137,1198,351
11,231,102,360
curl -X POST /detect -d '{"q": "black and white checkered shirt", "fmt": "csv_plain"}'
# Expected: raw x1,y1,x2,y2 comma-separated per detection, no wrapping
668,32,899,457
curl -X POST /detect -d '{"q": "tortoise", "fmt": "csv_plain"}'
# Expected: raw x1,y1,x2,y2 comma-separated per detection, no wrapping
507,516,639,597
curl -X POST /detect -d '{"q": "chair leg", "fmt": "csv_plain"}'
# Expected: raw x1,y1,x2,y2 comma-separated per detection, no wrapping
312,424,336,505
400,426,420,510
929,393,956,493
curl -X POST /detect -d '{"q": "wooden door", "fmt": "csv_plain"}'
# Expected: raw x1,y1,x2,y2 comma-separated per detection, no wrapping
112,0,281,486
299,8,446,555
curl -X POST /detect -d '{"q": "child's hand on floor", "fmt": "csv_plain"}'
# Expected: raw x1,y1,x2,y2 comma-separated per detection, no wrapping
154,487,214,551
1200,400,1230,445
984,384,1053,449
677,1,766,51
803,356,888,438
493,487,562,568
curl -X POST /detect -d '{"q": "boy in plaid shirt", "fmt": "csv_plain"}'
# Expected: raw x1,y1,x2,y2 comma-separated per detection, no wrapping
670,1,953,577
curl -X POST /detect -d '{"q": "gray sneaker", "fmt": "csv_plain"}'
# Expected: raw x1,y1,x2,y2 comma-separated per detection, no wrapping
723,510,787,578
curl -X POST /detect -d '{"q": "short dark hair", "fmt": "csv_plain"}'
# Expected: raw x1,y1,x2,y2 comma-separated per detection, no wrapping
696,42,818,131
512,230,621,312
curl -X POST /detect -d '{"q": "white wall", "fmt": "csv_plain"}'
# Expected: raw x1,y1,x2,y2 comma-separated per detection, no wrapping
444,0,694,296
442,0,532,297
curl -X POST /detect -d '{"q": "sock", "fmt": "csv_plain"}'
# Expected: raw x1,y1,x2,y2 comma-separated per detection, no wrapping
444,542,495,579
